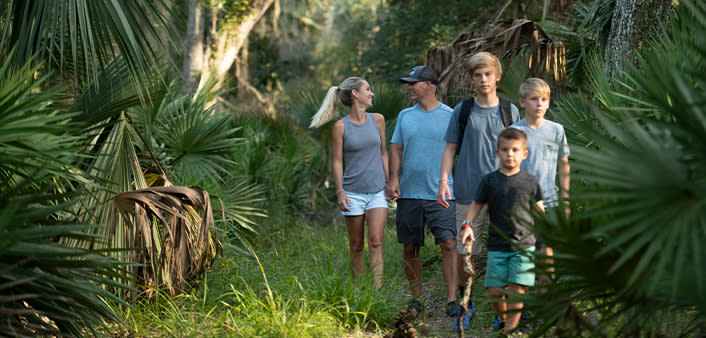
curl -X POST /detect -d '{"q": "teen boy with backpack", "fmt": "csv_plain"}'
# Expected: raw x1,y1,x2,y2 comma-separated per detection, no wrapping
436,51,520,329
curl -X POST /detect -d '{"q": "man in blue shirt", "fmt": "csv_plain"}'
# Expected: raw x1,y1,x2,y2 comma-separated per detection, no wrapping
387,66,460,319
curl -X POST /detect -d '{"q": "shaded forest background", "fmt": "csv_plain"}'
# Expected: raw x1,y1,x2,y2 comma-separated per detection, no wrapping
1,0,704,337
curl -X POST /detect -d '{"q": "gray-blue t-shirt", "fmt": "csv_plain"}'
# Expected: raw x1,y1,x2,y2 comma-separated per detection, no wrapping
391,103,454,200
511,119,570,207
444,101,520,204
342,113,386,193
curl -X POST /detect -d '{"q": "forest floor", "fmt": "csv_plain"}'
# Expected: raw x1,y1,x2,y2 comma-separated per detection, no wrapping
379,255,506,338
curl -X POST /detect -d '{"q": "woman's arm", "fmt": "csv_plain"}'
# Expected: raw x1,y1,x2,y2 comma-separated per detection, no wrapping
331,120,350,211
374,113,389,182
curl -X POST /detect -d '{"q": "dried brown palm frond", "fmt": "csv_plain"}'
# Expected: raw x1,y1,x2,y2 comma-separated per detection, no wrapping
109,179,223,296
425,19,566,103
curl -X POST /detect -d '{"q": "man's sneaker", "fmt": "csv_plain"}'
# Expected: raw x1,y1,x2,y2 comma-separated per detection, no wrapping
519,311,532,324
518,312,533,332
406,298,424,314
445,300,462,317
452,303,477,330
493,316,505,332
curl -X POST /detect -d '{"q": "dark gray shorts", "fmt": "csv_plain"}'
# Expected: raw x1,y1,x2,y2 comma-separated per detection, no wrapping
396,199,456,246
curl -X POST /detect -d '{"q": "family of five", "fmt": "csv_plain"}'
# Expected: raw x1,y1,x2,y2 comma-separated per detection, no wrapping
309,52,570,335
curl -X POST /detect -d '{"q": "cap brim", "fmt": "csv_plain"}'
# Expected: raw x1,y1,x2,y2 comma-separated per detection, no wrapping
399,77,423,83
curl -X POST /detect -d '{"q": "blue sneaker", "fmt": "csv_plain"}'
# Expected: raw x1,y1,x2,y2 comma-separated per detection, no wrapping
493,315,505,332
452,303,477,330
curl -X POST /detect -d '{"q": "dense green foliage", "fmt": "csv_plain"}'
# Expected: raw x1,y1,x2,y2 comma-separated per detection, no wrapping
2,0,706,336
523,1,706,336
0,52,127,337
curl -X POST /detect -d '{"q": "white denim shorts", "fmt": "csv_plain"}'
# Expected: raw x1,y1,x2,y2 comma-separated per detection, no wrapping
341,189,388,216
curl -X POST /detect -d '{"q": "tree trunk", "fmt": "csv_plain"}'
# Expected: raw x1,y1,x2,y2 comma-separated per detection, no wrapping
182,0,204,91
603,0,671,81
206,0,274,93
181,0,274,95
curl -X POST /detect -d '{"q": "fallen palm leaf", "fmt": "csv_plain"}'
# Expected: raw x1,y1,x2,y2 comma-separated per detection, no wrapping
110,184,223,296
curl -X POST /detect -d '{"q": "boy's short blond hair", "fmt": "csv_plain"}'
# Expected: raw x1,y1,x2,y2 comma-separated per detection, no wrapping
468,52,502,79
519,77,551,99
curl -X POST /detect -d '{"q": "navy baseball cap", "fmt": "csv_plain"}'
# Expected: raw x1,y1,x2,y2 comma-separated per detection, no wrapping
399,66,439,85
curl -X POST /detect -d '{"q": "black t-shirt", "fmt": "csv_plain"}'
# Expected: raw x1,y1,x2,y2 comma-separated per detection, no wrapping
475,170,543,252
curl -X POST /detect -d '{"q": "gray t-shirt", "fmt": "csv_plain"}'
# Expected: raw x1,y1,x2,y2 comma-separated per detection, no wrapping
342,113,386,193
511,119,570,207
391,103,454,200
444,101,520,204
475,170,543,252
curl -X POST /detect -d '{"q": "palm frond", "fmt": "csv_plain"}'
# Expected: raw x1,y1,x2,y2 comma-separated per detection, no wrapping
110,185,223,296
426,19,566,103
71,57,170,126
0,192,128,337
0,52,127,335
0,51,84,191
526,1,706,335
0,0,179,94
129,81,244,184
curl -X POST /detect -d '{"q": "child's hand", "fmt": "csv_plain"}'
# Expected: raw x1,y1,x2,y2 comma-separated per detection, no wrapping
460,227,475,244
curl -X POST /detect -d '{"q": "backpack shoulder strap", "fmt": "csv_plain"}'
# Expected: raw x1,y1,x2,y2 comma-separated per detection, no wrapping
458,97,475,143
499,98,513,127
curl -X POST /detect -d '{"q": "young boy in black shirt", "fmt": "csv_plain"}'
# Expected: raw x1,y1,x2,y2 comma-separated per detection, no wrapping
459,128,544,334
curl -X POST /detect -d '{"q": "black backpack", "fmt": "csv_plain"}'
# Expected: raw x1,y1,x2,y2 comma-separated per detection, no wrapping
456,97,513,154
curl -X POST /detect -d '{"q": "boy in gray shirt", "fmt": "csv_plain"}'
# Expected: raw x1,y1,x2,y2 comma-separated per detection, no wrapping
510,77,570,274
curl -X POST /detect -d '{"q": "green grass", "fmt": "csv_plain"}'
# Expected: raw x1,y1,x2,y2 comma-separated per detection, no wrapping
110,216,416,337
107,207,531,337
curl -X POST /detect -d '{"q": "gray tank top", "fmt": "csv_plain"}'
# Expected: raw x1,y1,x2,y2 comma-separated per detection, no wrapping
342,113,386,193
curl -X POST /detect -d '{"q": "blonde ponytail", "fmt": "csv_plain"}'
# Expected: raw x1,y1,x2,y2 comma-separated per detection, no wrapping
310,86,339,128
310,77,366,128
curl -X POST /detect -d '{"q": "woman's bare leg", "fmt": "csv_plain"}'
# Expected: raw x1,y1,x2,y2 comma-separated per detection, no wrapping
345,215,366,278
365,207,387,288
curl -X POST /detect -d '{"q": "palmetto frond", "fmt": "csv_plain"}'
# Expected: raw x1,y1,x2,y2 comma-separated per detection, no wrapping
0,51,81,191
129,80,243,184
0,53,126,336
528,1,706,335
110,185,222,295
0,0,178,93
426,19,566,103
0,192,128,337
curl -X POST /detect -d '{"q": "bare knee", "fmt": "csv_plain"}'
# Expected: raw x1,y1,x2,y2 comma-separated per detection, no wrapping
368,238,383,251
349,239,365,253
440,238,457,253
403,244,420,259
506,284,526,296
487,286,506,299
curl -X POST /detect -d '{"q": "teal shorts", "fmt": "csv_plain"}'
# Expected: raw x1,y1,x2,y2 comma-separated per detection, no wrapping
484,247,535,287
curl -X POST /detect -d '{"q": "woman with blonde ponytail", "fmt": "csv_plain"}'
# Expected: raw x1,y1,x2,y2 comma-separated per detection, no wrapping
311,77,389,288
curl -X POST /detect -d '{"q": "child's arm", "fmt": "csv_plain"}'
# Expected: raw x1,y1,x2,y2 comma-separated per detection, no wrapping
436,142,457,208
536,200,546,213
459,201,485,244
558,157,570,201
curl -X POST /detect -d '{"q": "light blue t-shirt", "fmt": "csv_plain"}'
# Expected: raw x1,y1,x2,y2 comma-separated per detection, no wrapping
511,119,570,207
391,103,454,200
444,101,520,204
